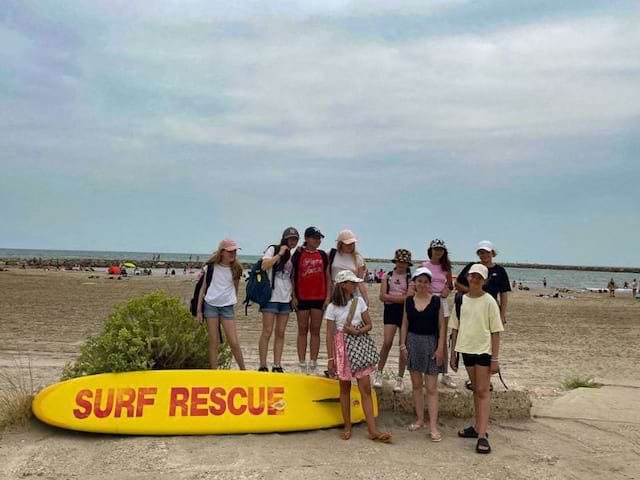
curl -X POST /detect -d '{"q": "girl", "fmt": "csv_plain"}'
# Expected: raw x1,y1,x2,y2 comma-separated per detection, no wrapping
258,227,300,373
400,267,445,442
325,270,392,443
373,248,413,392
328,230,370,305
450,263,504,454
291,226,329,374
421,239,456,388
195,239,246,370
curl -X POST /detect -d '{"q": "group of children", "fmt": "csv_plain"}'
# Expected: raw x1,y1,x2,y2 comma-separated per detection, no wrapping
194,227,508,453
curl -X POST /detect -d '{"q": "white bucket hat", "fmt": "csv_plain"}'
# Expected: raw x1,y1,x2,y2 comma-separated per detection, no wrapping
468,263,489,280
334,270,363,284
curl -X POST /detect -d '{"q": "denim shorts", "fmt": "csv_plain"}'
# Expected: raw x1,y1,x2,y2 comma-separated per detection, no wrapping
260,301,292,314
203,303,234,320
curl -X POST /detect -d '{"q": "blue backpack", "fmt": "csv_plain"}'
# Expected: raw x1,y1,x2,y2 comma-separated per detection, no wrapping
243,253,277,315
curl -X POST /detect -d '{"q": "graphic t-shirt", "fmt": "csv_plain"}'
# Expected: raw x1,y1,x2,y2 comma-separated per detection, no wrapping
262,246,293,303
449,293,503,355
457,262,511,302
296,250,327,301
384,269,409,305
325,297,368,331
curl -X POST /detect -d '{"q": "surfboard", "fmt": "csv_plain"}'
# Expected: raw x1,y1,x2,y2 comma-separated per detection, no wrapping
32,370,377,435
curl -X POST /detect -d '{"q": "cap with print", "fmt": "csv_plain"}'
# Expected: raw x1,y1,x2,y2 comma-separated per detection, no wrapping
282,227,300,239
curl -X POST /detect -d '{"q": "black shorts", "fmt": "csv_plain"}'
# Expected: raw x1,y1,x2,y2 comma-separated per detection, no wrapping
462,353,492,367
296,299,325,311
383,303,403,326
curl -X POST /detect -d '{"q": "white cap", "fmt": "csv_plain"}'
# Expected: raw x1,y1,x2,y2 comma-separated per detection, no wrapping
334,270,363,284
411,267,433,280
336,229,358,245
476,240,495,253
468,263,489,280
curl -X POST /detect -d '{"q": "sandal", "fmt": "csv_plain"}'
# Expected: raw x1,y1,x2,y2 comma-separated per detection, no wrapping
458,426,489,438
465,380,493,392
369,432,393,444
430,431,442,442
341,430,352,440
476,437,491,454
408,422,425,432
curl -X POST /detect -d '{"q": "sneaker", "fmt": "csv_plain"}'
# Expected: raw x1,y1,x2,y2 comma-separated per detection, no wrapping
298,362,308,374
272,366,284,373
440,375,457,388
393,377,405,393
258,366,268,372
373,371,383,388
308,361,318,376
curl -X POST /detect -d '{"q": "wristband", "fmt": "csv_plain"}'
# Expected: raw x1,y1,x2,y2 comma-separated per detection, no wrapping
400,345,407,351
327,358,334,362
491,358,499,362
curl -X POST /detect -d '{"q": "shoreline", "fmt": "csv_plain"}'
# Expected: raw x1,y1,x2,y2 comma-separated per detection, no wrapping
2,256,640,274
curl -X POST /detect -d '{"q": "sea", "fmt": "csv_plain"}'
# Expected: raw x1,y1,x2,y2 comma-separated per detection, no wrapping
1,248,639,290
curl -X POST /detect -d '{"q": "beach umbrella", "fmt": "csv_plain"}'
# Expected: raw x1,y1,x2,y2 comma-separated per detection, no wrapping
123,262,136,268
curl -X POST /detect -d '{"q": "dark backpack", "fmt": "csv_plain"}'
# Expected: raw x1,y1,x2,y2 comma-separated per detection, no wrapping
243,251,278,315
190,264,215,316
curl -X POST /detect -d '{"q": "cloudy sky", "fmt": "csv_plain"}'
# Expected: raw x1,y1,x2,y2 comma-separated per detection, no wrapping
1,0,639,266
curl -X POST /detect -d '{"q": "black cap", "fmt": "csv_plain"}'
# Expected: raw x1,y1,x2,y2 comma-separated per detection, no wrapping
304,226,324,238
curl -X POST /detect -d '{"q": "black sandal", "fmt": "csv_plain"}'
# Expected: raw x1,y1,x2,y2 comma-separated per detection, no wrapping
476,437,491,454
464,380,494,392
458,426,489,438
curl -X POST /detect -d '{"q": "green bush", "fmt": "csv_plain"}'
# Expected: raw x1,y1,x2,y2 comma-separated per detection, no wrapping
561,375,602,390
62,292,231,379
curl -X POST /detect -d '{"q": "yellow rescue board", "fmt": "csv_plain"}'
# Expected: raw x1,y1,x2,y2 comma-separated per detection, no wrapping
32,370,377,435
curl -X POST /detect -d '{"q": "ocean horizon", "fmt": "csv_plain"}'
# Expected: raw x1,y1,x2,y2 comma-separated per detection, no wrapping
1,247,638,290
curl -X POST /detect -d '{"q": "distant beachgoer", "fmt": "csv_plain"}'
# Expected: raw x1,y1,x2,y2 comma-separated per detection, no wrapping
325,270,391,444
421,239,456,388
512,280,517,289
328,230,369,305
291,227,329,375
195,239,245,370
258,227,300,373
171,269,176,276
632,279,638,298
374,249,413,392
165,266,169,276
623,281,629,289
400,267,445,441
376,269,385,283
450,263,503,455
607,278,616,297
543,277,547,288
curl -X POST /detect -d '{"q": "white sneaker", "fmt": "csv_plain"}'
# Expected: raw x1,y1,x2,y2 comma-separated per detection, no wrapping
393,377,405,392
440,375,457,388
298,362,308,375
308,361,318,376
373,371,383,388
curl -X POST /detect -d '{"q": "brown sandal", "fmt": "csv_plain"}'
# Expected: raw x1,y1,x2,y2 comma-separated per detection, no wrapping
341,431,352,440
369,432,393,444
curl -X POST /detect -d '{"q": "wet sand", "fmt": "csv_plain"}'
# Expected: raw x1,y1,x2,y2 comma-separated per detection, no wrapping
1,269,639,479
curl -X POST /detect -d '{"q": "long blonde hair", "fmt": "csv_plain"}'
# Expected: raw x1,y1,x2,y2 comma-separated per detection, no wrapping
337,241,364,273
206,249,243,281
330,282,353,307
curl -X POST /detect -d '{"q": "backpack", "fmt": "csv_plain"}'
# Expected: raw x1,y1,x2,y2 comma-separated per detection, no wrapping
190,264,215,316
291,247,329,298
243,248,278,315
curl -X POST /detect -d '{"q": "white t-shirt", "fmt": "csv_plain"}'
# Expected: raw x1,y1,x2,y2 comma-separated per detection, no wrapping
204,265,237,307
324,297,368,331
330,251,365,281
262,246,293,303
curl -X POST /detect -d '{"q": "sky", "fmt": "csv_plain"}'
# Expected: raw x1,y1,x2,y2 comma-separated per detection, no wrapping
1,0,639,266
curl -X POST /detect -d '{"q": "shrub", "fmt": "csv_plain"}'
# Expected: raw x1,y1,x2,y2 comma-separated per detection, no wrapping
0,358,35,430
561,375,602,390
62,291,231,379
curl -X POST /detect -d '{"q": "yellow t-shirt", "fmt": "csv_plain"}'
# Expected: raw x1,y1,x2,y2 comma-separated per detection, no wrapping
450,293,503,355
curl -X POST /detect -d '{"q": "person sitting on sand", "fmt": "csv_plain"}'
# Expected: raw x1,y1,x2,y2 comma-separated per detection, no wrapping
400,267,445,442
325,270,392,444
257,227,300,373
450,263,503,454
195,239,246,370
374,248,414,392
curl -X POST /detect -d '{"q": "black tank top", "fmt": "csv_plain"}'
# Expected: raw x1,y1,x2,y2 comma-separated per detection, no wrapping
406,295,440,335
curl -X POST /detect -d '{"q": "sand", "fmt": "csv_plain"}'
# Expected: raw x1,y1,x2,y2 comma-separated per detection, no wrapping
1,269,639,479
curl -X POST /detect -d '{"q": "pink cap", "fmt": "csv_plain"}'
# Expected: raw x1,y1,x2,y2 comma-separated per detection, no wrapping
336,229,357,245
218,238,241,252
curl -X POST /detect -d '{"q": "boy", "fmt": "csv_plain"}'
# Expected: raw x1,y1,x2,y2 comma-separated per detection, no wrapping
450,263,503,454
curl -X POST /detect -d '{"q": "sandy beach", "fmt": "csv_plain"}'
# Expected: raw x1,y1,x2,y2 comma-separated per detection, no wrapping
1,269,639,479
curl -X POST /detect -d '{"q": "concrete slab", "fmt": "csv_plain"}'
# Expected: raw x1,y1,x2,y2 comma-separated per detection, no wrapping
533,385,640,424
